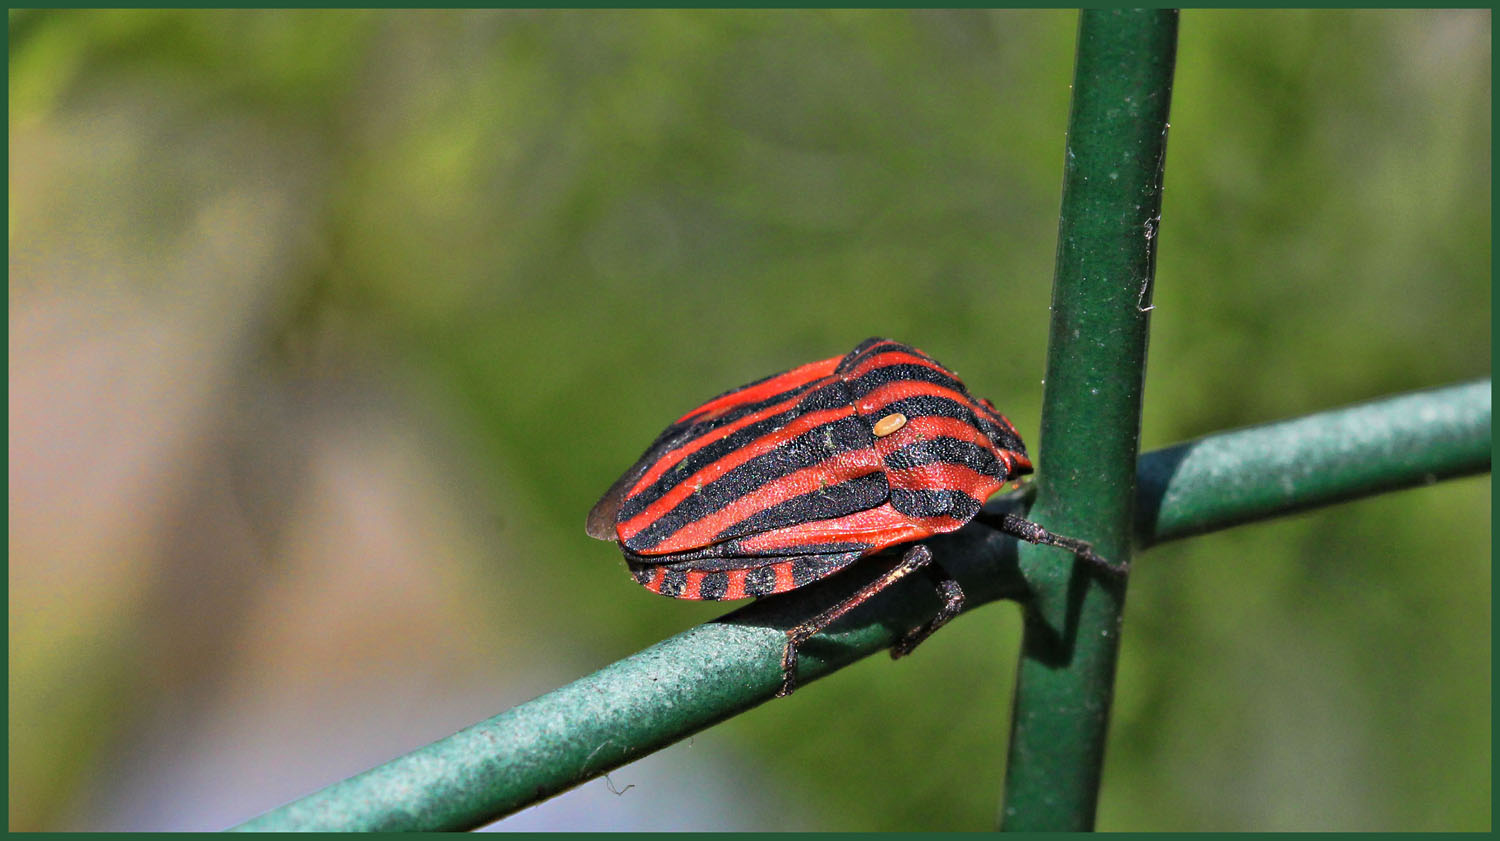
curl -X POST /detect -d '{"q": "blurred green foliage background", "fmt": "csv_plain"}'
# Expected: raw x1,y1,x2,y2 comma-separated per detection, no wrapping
8,9,1489,831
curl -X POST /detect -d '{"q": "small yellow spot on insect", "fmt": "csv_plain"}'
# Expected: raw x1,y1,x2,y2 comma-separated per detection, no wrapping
873,412,907,437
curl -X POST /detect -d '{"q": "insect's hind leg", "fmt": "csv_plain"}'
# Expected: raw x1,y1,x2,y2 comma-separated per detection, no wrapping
890,561,964,659
777,544,941,698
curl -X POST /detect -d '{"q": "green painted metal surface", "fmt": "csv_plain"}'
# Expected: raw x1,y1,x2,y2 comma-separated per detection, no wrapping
999,9,1178,832
231,378,1488,832
231,515,1032,831
1135,379,1492,547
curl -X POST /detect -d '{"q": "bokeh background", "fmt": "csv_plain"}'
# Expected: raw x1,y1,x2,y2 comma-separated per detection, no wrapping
8,9,1490,831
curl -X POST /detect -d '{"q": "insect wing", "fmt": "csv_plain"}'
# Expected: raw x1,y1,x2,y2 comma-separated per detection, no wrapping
614,359,897,557
589,352,845,544
586,456,654,541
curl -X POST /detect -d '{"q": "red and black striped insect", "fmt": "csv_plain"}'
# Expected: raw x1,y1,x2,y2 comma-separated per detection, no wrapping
587,337,1121,696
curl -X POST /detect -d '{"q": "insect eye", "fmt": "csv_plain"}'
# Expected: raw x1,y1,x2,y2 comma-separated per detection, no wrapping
872,412,907,437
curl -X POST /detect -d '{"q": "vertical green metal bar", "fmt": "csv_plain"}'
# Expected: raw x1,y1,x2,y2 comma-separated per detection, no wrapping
1000,9,1177,831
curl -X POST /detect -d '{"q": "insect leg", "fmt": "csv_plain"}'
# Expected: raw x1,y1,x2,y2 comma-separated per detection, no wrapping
981,511,1130,574
889,560,964,659
776,544,937,698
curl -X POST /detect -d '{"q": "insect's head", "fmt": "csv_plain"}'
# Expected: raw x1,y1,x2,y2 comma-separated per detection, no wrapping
972,396,1033,477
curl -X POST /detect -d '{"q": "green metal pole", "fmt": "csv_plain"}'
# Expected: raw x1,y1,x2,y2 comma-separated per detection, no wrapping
231,379,1486,831
1000,9,1178,831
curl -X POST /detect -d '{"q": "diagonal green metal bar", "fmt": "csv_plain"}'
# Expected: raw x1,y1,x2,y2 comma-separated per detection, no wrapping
231,379,1488,831
1135,378,1492,547
1000,9,1177,831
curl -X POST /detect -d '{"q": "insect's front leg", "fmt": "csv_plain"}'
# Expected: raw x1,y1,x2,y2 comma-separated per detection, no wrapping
979,510,1130,574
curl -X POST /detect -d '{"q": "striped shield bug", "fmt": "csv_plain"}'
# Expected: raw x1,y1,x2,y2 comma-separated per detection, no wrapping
587,337,1123,696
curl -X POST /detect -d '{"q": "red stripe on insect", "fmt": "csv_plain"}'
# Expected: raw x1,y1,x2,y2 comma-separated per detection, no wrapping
885,462,1004,505
676,356,841,424
881,414,998,451
844,349,951,380
681,569,705,599
857,378,975,417
723,569,748,600
772,561,795,593
617,405,862,541
734,502,964,556
634,458,884,555
645,566,668,594
629,388,838,500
